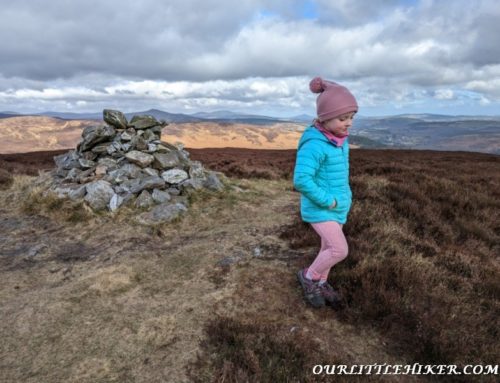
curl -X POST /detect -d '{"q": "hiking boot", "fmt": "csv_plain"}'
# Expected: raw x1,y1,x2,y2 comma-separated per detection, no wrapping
297,269,325,308
318,281,342,308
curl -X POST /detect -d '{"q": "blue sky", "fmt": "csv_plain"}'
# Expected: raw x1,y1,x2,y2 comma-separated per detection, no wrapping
0,0,499,117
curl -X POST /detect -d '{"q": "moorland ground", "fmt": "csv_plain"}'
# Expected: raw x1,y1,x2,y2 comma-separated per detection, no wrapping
0,147,499,382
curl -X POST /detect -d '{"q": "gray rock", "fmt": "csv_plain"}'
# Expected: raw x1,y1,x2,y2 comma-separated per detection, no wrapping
77,168,96,184
95,164,108,176
84,180,115,211
78,158,96,169
111,141,122,151
204,172,224,191
81,151,97,161
121,130,135,141
112,185,127,194
135,202,187,225
170,195,189,207
53,167,69,179
54,150,80,170
153,152,179,169
121,192,136,206
64,168,82,183
147,143,158,153
125,150,154,167
106,169,129,184
79,124,115,152
161,169,189,184
109,193,124,212
180,178,204,192
138,176,165,191
167,187,181,196
156,141,178,151
120,178,143,193
152,189,171,204
142,167,159,177
189,161,206,179
120,163,142,178
150,125,164,134
120,176,164,194
68,185,87,201
97,157,118,168
28,243,49,258
177,150,190,165
253,247,262,257
53,183,87,200
142,129,159,142
106,144,117,155
130,135,148,151
129,115,160,130
156,144,172,153
135,190,154,209
103,109,128,129
91,142,112,154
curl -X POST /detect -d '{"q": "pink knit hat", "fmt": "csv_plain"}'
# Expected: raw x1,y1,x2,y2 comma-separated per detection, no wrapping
310,77,358,122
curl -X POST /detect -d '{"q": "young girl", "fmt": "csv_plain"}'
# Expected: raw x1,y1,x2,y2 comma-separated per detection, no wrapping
293,77,358,308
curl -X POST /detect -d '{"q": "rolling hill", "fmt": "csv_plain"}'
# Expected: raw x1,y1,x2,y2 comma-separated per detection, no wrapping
0,110,498,154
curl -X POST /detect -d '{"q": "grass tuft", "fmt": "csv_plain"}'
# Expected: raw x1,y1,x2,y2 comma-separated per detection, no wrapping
188,316,333,383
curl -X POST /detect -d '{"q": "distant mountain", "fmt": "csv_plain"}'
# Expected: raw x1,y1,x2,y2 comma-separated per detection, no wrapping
352,116,500,154
36,111,102,120
191,110,269,119
124,109,204,123
5,109,286,124
290,114,315,123
191,110,297,125
390,113,500,122
1,109,498,154
0,112,22,119
348,135,389,149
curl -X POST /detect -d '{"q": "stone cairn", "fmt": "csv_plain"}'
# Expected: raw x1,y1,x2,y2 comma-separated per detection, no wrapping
48,109,224,224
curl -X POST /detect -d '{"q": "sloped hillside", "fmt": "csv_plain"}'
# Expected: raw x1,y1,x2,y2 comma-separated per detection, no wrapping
0,148,498,382
0,116,305,154
0,116,97,153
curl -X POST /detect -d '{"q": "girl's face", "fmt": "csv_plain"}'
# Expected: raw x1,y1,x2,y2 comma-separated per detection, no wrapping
322,111,356,137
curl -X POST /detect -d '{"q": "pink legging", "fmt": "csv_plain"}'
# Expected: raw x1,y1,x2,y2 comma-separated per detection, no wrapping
307,221,348,281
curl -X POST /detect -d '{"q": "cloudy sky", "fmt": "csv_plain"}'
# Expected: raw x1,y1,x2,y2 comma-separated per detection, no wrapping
1,0,499,117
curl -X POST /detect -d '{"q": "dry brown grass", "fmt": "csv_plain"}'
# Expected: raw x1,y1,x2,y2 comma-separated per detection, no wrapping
0,176,280,382
1,148,498,382
281,149,500,372
0,168,13,190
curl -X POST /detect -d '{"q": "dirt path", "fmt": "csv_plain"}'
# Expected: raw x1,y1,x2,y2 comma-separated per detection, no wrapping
1,176,420,382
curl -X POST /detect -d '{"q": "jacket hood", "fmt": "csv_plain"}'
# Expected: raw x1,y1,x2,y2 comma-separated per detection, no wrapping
297,125,349,150
298,125,348,150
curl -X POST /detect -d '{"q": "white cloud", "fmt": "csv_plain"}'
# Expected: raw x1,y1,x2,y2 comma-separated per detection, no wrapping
434,89,454,100
0,0,499,115
465,78,500,99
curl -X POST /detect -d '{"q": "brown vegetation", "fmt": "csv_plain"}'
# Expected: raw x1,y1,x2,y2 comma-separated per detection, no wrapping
0,148,499,382
281,149,500,368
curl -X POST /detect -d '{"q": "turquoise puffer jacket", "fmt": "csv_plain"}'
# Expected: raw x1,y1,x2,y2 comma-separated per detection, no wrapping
293,125,352,224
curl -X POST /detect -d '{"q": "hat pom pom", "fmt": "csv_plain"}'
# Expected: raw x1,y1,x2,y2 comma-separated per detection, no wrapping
309,77,324,93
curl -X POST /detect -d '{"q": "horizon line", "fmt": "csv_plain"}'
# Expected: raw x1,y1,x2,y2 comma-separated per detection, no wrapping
2,109,500,119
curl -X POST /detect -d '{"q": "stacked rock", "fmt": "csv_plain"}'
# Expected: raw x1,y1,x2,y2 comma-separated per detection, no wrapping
49,109,224,224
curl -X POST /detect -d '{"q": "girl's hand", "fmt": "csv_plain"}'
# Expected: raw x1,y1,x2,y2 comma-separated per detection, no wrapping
329,199,337,209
